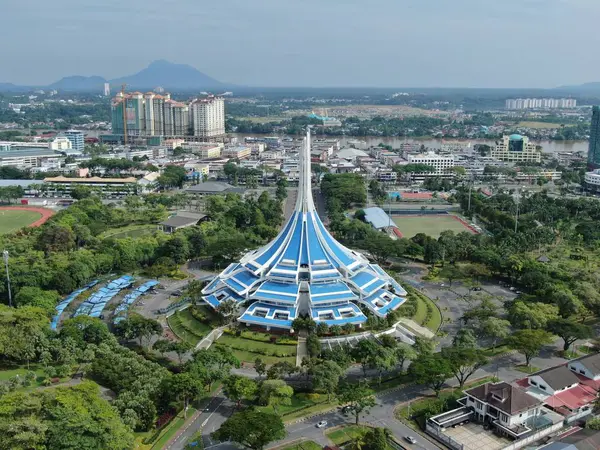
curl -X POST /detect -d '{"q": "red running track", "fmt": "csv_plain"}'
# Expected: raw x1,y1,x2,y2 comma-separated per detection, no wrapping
0,206,55,227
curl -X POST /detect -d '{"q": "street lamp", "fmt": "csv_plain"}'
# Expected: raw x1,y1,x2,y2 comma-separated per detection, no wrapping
3,250,12,307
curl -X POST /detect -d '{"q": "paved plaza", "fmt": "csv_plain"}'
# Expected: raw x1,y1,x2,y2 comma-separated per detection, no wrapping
444,423,511,450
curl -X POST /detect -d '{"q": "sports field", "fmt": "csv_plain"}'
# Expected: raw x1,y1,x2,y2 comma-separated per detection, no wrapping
393,215,475,239
0,209,42,234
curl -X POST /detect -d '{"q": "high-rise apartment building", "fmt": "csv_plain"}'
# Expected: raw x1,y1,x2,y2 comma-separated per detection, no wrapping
588,106,600,169
103,83,111,96
191,96,225,137
111,92,222,138
505,98,577,110
64,130,85,152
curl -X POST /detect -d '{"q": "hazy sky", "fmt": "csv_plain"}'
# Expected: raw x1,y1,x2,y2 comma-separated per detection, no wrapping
2,0,599,88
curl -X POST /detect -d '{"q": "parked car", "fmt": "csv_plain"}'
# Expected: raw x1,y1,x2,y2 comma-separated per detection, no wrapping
316,421,328,428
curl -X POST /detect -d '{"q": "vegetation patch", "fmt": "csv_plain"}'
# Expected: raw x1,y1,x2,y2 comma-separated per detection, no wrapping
326,425,370,446
167,309,211,346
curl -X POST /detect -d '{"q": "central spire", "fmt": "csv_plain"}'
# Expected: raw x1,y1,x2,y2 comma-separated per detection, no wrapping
295,128,316,213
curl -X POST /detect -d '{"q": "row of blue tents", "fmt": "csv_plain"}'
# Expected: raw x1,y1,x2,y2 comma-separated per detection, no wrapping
113,280,159,324
51,280,99,330
73,275,134,318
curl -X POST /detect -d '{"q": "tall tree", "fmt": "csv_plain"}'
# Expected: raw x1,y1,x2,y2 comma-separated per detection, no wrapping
337,380,376,425
547,319,592,352
212,409,285,450
165,372,204,419
441,347,488,388
223,375,258,408
408,354,452,397
259,380,293,416
507,329,554,366
312,360,344,402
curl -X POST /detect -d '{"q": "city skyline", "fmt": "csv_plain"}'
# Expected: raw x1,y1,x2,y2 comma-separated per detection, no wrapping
2,0,600,88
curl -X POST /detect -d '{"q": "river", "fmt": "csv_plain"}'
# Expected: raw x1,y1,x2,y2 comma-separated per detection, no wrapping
230,133,589,155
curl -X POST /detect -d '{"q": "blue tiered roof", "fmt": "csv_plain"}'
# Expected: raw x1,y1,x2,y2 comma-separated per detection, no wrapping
201,130,407,330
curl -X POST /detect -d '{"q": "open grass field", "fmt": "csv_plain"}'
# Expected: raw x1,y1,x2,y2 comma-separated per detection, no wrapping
0,209,42,234
216,333,297,365
516,121,565,129
393,215,474,239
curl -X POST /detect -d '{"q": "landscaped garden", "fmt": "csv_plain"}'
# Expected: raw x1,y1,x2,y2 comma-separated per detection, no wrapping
216,329,297,365
166,305,221,346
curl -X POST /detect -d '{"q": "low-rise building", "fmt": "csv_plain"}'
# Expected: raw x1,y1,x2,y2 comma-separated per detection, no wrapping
404,152,456,177
427,381,564,450
0,148,64,169
185,181,245,210
160,211,207,233
492,135,542,163
43,176,138,198
182,142,223,159
222,146,251,160
49,137,73,151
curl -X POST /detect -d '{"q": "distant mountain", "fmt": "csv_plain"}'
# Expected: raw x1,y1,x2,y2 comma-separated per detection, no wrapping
110,60,224,90
0,82,29,92
48,75,107,92
555,81,600,94
0,60,226,93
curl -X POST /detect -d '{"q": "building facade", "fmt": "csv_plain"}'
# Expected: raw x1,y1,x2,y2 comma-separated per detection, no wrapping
492,135,541,163
49,137,73,151
588,106,600,169
406,152,456,175
63,130,85,152
191,96,225,137
201,130,406,331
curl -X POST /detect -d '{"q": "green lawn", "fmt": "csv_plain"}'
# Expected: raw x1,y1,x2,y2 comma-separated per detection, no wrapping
280,440,322,450
216,333,297,365
326,425,369,446
406,289,442,332
514,365,541,374
258,392,331,418
167,309,211,346
0,210,41,234
393,215,473,239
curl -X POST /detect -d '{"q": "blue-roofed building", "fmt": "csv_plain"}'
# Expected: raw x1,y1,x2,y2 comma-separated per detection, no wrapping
202,130,406,330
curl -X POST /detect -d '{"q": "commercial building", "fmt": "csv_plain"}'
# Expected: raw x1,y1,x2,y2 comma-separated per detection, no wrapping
406,152,456,175
63,130,84,152
201,130,406,331
42,176,139,198
191,96,225,137
584,169,600,192
587,106,600,169
222,146,251,160
49,137,73,151
0,148,63,169
182,142,222,159
492,135,541,163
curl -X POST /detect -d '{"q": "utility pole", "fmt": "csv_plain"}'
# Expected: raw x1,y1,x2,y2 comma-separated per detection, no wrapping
3,250,12,307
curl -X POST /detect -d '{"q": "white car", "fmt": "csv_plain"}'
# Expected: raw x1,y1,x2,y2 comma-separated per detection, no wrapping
405,436,417,444
316,421,328,428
